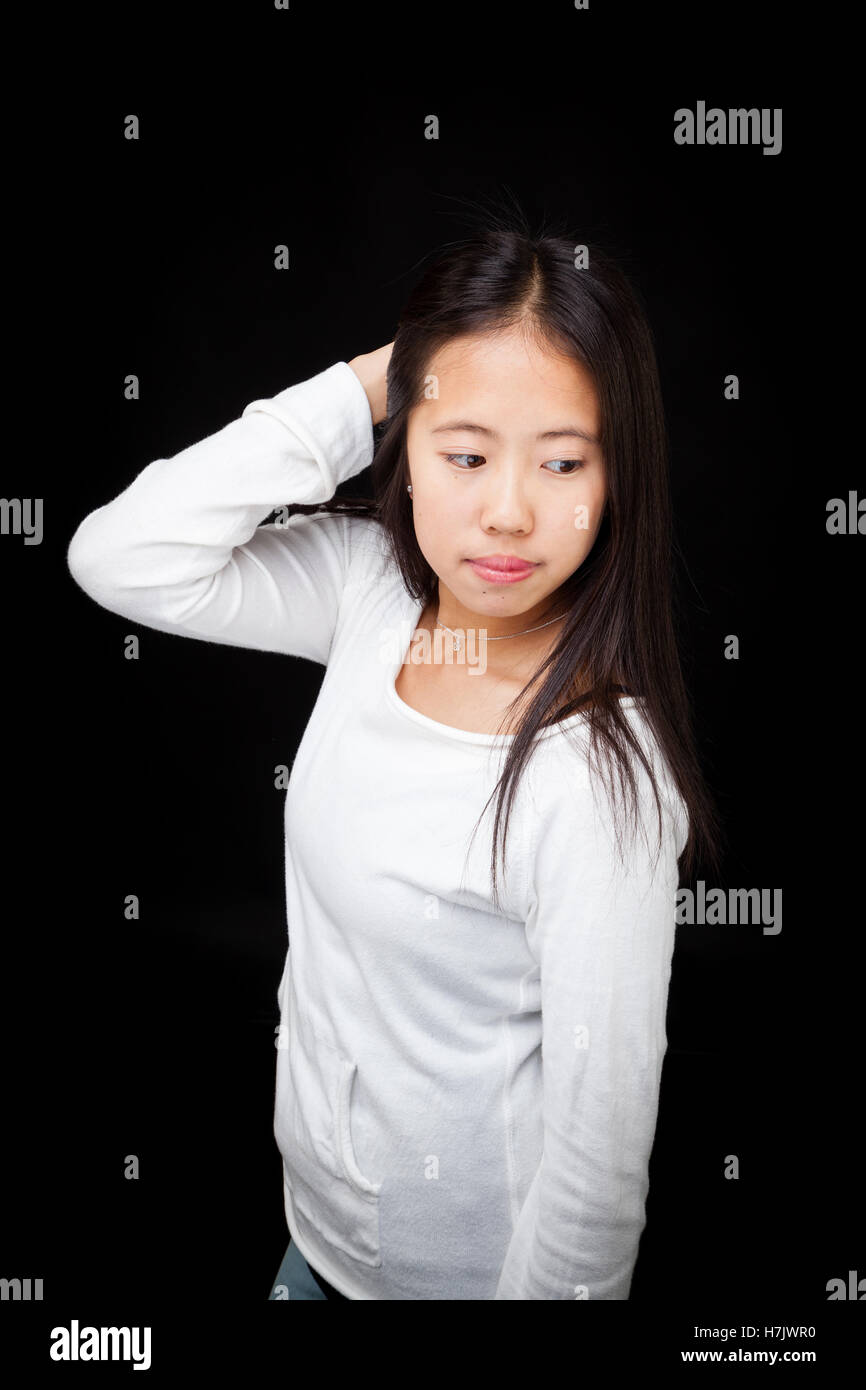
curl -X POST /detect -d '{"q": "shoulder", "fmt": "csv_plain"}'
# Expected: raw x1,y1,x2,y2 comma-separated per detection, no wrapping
526,698,689,864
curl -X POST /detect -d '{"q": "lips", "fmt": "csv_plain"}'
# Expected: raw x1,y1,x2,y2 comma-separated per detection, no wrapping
469,555,537,572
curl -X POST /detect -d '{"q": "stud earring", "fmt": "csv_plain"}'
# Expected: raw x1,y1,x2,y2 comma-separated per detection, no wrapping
407,484,413,495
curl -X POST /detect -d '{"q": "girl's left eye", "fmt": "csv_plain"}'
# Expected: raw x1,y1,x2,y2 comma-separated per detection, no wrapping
544,458,585,475
443,454,586,474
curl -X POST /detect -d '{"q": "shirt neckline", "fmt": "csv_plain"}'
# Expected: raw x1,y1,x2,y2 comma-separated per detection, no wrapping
385,591,638,746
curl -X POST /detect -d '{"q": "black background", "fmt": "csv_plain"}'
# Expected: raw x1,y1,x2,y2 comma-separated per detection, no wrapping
2,0,860,1365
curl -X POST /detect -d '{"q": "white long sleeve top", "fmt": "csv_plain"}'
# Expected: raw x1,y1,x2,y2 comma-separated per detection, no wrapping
66,360,689,1300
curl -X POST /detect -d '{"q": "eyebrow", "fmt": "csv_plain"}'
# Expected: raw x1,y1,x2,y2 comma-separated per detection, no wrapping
429,419,600,446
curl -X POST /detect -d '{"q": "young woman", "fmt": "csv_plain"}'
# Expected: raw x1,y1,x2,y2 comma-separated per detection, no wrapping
67,208,724,1301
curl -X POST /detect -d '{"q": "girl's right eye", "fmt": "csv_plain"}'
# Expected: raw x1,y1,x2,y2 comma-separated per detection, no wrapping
443,453,484,469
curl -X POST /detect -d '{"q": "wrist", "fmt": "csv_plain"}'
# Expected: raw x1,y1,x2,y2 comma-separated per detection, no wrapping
347,355,379,424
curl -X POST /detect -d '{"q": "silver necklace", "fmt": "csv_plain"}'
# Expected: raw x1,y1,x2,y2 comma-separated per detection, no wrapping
435,611,566,654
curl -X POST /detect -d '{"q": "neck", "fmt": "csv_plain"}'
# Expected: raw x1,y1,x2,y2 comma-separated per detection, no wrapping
423,591,567,680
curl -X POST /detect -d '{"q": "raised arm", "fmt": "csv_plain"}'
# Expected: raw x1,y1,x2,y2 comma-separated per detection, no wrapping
66,354,390,664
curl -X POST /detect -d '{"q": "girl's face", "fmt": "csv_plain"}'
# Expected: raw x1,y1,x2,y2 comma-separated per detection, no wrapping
405,328,607,629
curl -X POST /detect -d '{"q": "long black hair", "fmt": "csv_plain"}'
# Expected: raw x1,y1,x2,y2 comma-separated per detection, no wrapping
286,195,726,907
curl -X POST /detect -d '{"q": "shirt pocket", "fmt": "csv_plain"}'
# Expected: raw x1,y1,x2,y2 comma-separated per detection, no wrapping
276,1010,382,1269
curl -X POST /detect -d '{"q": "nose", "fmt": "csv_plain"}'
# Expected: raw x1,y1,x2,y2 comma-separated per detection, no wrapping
478,465,533,535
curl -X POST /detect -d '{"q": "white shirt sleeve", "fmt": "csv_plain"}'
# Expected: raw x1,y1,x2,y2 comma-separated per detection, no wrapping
494,733,686,1300
66,361,376,664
